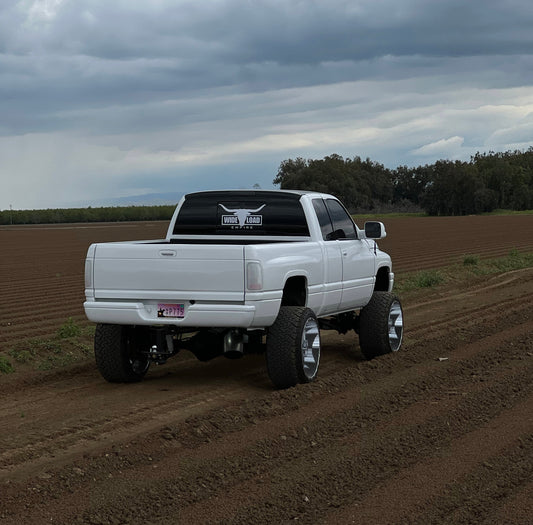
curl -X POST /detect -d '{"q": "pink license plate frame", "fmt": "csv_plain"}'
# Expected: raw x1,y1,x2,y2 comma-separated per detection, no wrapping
157,303,185,318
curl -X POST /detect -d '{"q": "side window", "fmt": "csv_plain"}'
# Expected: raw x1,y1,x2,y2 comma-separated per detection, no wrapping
312,199,334,241
325,199,357,240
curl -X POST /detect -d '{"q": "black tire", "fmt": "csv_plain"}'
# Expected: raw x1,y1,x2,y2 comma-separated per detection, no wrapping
266,306,321,389
358,292,403,360
94,324,150,382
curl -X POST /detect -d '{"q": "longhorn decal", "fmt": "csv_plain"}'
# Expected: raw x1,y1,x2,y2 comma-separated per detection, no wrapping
219,203,266,227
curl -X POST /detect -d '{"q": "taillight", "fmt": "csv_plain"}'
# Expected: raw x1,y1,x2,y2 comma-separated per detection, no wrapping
84,259,93,288
246,262,263,290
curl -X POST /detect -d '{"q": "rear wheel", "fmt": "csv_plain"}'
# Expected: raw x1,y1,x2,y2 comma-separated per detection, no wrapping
358,292,403,359
94,324,150,382
266,306,321,389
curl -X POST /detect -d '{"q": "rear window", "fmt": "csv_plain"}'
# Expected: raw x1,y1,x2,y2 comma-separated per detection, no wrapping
173,191,310,236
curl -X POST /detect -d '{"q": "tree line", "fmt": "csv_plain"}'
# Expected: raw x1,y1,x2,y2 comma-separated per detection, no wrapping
2,148,532,224
274,148,533,215
0,205,175,226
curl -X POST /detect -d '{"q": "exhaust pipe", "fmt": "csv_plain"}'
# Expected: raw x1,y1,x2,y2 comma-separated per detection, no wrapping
223,330,244,359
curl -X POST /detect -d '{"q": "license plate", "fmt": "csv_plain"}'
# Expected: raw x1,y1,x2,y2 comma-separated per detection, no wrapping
157,303,185,318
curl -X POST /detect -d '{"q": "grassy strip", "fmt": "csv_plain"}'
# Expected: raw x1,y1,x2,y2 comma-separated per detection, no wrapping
0,205,175,225
0,356,14,374
395,249,533,295
2,207,530,227
482,209,533,216
1,319,95,375
352,209,533,221
352,212,427,221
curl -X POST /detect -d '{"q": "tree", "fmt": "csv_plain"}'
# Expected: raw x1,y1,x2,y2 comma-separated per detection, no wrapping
392,165,432,205
420,160,485,215
273,154,394,212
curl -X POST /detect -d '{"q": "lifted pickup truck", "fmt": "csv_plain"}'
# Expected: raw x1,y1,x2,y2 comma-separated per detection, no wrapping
84,190,403,388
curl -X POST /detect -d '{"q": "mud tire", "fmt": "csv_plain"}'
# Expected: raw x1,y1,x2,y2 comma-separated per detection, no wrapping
266,306,321,389
359,292,403,359
94,324,150,383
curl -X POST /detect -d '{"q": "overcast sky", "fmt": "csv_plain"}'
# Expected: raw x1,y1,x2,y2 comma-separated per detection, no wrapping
2,0,533,209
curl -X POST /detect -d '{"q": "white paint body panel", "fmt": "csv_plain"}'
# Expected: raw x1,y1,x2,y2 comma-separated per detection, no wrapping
91,243,245,302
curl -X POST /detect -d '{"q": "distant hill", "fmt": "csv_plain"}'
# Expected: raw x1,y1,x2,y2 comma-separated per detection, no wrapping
72,192,185,208
107,192,184,206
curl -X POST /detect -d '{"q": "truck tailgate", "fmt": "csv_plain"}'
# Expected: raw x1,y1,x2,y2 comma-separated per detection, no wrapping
91,243,245,301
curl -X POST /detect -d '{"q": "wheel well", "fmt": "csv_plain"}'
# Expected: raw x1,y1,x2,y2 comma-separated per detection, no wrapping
375,267,390,292
281,276,307,306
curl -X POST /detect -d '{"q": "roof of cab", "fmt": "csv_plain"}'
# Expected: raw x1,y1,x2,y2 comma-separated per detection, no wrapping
185,189,332,199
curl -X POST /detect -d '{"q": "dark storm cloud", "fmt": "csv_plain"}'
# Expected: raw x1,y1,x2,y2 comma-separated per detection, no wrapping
2,1,533,109
1,0,533,209
10,1,532,61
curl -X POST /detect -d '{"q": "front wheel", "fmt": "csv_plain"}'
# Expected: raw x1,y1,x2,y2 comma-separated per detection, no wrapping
94,324,150,382
266,306,321,389
358,292,404,359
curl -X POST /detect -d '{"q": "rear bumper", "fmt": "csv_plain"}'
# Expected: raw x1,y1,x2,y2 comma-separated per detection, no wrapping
84,298,280,328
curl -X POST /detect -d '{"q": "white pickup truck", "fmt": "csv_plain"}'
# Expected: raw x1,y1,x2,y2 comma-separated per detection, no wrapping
84,190,403,388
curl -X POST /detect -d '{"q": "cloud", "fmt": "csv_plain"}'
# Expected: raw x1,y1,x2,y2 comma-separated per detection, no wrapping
26,0,66,23
1,0,533,208
411,136,465,158
486,111,533,149
6,0,532,63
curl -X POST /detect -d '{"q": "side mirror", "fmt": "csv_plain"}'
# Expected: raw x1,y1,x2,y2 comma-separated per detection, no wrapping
364,221,387,239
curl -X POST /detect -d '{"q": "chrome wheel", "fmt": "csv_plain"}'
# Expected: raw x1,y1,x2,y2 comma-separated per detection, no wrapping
388,300,403,352
301,317,320,380
359,292,404,360
266,306,321,389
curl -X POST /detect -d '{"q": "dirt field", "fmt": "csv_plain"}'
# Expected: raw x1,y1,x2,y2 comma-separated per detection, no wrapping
1,215,532,524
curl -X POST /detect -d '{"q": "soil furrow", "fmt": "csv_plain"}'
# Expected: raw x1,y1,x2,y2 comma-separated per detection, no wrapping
66,353,532,525
323,403,533,525
1,316,530,524
1,217,532,525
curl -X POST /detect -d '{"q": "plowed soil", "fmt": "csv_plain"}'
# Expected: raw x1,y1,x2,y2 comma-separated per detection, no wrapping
1,215,532,524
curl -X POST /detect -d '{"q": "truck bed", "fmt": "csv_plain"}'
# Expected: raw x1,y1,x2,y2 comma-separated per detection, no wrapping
89,242,247,302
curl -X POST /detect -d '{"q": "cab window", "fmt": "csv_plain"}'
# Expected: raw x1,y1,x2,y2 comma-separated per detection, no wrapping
324,199,357,240
312,199,335,240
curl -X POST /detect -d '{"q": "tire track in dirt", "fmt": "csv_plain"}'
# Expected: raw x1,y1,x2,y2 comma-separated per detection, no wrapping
0,347,373,480
2,334,531,524
5,317,528,525
323,403,533,525
0,343,363,477
0,361,269,480
1,269,532,524
487,480,533,525
1,277,530,482
1,219,532,524
155,325,532,525
414,436,532,525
